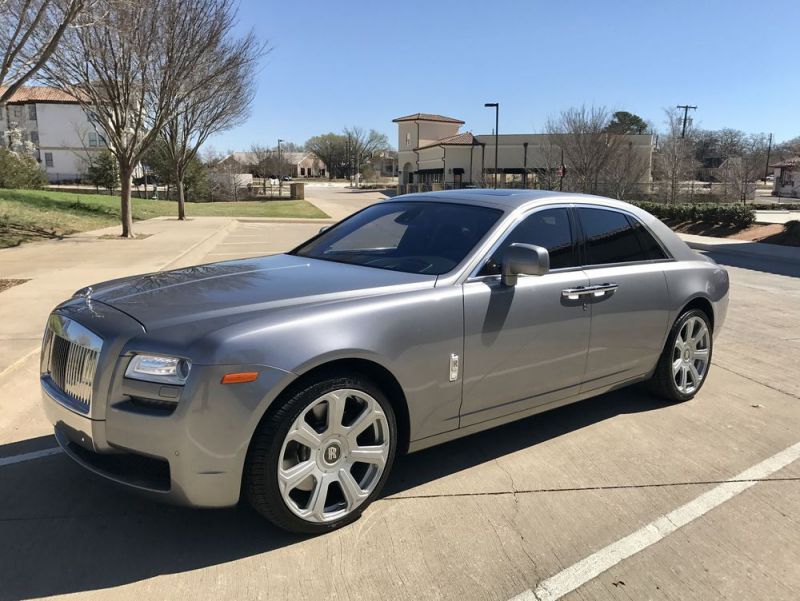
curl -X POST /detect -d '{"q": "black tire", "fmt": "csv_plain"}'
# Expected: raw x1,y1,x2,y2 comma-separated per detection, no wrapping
648,308,713,403
244,373,398,535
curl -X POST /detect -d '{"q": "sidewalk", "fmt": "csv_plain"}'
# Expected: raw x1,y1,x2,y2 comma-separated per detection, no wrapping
0,217,238,378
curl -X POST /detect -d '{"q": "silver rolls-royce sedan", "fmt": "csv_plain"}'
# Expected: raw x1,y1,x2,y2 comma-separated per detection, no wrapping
41,190,729,533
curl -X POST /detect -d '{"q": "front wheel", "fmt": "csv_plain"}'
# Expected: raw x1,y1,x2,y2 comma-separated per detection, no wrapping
648,308,713,402
244,375,397,534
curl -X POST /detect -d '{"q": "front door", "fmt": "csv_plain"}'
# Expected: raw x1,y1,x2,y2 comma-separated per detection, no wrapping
461,207,591,426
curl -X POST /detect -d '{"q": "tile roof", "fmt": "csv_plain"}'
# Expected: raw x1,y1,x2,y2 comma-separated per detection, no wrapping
416,132,476,150
392,112,465,124
770,157,800,168
0,85,81,104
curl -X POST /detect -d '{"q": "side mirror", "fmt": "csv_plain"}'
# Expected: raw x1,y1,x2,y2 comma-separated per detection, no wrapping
318,225,331,234
501,243,549,286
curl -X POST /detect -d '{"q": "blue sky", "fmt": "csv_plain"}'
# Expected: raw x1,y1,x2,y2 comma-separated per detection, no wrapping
208,0,800,152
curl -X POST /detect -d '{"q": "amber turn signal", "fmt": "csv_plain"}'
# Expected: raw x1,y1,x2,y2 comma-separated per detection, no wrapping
220,372,259,384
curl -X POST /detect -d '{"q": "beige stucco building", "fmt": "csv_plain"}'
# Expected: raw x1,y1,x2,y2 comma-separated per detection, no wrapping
394,112,654,192
0,86,105,183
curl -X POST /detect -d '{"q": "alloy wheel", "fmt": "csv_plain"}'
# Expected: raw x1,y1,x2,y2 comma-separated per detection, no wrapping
672,316,710,395
277,388,390,523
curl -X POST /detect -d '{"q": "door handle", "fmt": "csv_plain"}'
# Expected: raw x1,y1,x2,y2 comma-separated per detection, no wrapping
561,286,591,300
590,283,619,297
561,283,619,300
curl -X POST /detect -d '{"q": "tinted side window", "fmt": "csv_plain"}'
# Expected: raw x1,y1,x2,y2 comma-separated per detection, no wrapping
577,208,646,265
628,217,667,260
479,208,576,275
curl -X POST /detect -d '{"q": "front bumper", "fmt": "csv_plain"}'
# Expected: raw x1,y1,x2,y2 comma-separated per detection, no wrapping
43,359,296,508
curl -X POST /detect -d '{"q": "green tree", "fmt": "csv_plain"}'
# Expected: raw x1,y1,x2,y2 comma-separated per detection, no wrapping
0,148,47,189
86,150,119,193
606,111,650,134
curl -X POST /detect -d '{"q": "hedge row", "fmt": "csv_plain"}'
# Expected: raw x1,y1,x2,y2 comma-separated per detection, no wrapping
631,201,755,228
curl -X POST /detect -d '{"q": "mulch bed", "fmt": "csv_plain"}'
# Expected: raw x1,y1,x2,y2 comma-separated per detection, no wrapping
0,279,30,293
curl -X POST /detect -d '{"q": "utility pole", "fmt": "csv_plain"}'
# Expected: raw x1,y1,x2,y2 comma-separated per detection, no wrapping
484,102,499,188
764,133,773,181
277,138,283,194
676,104,697,138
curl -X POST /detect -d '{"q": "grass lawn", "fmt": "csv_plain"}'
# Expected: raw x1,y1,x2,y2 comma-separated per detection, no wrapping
0,188,328,248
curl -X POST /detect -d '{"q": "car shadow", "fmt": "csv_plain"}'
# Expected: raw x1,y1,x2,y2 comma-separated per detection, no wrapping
700,248,800,278
0,386,669,600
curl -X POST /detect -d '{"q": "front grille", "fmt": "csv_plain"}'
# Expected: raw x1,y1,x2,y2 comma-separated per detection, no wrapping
42,317,101,412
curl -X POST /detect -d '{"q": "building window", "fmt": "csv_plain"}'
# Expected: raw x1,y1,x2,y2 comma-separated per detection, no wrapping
405,132,411,148
28,105,37,121
44,152,54,168
88,131,106,147
30,131,39,145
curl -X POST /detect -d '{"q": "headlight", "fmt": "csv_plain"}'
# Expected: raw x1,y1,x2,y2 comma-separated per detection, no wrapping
125,354,191,385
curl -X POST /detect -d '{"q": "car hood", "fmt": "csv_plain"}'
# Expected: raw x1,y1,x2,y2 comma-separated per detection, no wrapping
79,254,437,330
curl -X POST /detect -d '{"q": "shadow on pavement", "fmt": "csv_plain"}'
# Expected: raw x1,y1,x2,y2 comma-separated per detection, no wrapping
0,386,668,600
701,248,800,278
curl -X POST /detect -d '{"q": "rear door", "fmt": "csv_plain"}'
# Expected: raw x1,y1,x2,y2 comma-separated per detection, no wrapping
574,207,671,393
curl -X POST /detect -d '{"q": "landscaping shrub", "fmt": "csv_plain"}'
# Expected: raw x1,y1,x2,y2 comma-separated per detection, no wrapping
631,201,755,228
0,148,47,189
785,220,800,238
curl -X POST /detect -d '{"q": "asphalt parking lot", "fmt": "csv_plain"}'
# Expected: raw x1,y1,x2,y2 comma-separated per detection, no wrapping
1,216,799,600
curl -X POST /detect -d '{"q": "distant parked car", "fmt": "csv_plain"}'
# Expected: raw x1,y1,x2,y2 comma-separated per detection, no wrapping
41,190,728,534
282,175,292,181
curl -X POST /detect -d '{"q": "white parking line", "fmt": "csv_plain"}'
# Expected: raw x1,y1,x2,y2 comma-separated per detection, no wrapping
0,447,62,467
510,440,800,601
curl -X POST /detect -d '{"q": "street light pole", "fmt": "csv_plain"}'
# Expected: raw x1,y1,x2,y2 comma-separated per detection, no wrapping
277,138,283,194
484,102,499,189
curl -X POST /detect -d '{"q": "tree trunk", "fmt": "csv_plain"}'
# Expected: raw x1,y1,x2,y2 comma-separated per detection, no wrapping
176,166,186,220
119,165,134,238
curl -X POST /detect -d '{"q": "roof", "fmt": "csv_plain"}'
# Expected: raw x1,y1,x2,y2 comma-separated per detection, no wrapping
770,157,800,168
416,132,476,150
392,113,465,124
0,85,80,104
389,188,654,212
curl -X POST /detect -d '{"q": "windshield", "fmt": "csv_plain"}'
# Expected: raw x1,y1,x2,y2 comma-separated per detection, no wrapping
292,201,503,275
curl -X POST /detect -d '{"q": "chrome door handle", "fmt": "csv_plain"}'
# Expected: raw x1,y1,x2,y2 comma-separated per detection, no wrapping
590,283,618,297
561,286,592,300
561,283,619,300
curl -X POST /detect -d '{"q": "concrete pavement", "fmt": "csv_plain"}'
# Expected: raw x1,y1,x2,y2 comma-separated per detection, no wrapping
755,210,800,225
1,204,800,600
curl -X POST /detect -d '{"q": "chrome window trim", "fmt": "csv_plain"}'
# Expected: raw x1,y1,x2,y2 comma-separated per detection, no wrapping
464,203,579,282
572,204,675,266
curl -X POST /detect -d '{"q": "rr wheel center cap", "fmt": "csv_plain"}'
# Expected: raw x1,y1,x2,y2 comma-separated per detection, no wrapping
321,441,343,467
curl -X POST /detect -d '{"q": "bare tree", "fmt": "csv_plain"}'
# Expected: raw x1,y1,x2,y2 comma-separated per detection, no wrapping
157,5,264,219
305,133,347,180
546,105,621,193
0,0,85,104
343,126,389,186
654,108,698,204
46,0,239,237
603,139,651,199
718,133,770,203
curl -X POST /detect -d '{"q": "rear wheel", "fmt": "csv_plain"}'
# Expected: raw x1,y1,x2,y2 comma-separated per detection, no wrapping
648,309,712,402
245,374,397,534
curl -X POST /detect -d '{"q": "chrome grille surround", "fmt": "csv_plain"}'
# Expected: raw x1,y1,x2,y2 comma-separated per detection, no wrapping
41,314,103,414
